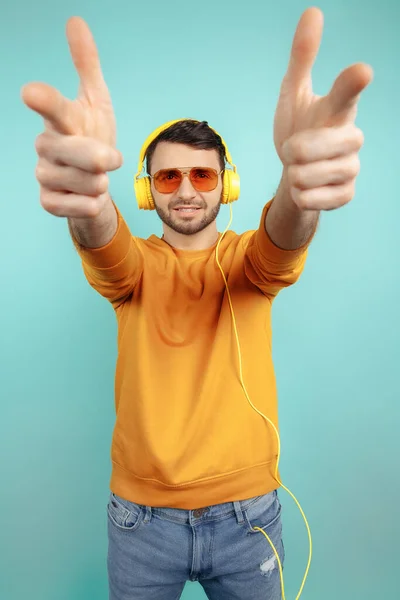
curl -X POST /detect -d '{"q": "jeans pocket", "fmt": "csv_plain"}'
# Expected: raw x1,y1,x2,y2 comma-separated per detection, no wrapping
242,490,282,535
107,492,144,532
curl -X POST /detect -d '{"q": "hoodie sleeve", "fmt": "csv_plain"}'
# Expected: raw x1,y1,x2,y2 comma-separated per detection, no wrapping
244,199,312,300
70,202,143,310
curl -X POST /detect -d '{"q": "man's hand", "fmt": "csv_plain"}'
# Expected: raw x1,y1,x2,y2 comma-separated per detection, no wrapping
273,7,373,211
21,17,123,219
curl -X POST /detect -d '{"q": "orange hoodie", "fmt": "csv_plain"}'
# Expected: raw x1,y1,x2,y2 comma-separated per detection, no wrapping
71,199,309,509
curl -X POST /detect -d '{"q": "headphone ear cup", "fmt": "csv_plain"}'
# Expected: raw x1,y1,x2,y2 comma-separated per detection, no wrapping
134,177,155,210
221,170,240,204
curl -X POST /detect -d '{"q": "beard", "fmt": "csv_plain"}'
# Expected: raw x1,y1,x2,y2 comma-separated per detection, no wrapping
154,201,222,236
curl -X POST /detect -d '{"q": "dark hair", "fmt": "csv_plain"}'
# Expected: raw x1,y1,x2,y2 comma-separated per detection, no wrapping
145,119,226,174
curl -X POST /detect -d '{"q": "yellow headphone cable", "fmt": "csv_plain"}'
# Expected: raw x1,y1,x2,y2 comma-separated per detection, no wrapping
215,202,313,600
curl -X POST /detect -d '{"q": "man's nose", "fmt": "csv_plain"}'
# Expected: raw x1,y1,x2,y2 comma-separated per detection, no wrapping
177,174,197,200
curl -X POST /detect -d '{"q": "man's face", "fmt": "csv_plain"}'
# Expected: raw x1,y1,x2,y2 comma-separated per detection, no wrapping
149,142,223,236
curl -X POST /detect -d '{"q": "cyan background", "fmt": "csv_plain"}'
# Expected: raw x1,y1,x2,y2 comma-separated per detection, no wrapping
1,0,398,599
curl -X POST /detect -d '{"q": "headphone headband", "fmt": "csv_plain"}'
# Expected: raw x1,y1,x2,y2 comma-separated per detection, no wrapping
134,119,236,180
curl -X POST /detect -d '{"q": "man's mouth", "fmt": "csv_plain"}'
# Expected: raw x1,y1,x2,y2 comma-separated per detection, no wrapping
173,206,202,215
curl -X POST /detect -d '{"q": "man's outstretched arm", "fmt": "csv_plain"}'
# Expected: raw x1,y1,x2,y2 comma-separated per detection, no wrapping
265,7,372,251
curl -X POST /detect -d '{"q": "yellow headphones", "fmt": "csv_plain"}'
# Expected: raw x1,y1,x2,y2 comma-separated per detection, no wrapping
133,119,241,210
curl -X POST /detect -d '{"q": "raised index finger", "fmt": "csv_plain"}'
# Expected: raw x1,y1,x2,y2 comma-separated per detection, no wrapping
284,7,324,91
66,17,110,101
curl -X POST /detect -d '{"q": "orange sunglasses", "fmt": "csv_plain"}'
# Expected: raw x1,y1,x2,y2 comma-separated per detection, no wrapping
150,167,224,194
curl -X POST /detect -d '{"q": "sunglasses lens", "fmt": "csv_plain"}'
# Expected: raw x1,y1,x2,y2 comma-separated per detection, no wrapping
152,168,219,193
190,168,218,191
153,169,182,193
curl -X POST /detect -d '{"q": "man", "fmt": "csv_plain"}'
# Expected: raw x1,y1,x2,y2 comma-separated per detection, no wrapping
21,7,372,600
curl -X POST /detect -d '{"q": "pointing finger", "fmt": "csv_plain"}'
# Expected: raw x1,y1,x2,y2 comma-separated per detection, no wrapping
66,16,110,101
284,7,324,91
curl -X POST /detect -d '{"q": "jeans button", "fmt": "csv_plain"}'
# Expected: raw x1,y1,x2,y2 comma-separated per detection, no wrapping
193,508,208,518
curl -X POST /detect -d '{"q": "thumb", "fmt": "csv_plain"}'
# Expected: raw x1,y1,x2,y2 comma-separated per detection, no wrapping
326,63,374,119
21,82,75,134
284,7,324,91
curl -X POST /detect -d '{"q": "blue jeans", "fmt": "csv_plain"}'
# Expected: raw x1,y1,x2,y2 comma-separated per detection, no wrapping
107,489,284,599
